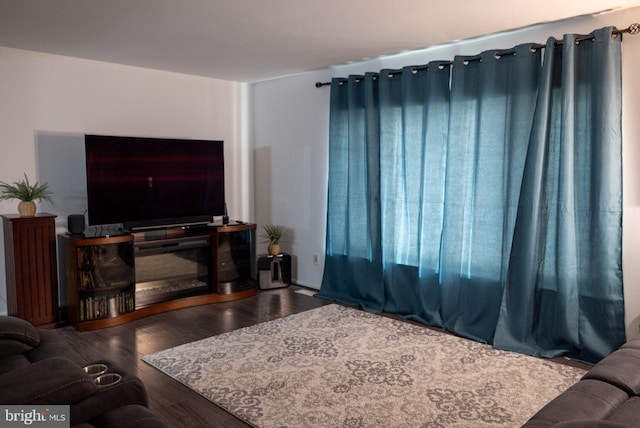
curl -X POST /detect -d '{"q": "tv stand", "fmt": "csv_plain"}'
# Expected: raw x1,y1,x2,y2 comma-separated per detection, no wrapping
60,223,257,331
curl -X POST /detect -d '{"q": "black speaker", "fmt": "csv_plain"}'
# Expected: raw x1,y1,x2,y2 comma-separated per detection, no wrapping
67,214,85,235
222,203,229,225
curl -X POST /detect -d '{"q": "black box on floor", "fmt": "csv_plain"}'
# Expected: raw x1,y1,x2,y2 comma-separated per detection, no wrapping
257,253,291,289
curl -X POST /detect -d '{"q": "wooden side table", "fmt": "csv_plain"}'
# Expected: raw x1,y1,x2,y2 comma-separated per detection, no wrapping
2,213,59,327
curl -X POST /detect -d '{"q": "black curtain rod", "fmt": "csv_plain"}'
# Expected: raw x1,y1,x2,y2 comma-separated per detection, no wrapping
315,23,640,88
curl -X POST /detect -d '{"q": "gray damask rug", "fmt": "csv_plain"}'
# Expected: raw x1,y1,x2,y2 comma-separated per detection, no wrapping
142,304,586,428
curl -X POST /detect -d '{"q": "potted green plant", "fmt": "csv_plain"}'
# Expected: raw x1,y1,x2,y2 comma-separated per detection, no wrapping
260,224,284,256
0,173,54,217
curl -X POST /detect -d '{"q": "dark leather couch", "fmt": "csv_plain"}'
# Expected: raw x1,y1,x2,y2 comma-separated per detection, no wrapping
523,338,640,427
0,315,167,428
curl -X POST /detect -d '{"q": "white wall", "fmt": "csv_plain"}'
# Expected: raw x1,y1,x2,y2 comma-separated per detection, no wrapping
251,7,640,338
0,47,251,313
251,72,333,287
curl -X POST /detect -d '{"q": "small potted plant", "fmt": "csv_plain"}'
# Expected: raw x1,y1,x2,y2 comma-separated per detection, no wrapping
261,224,284,256
0,173,54,217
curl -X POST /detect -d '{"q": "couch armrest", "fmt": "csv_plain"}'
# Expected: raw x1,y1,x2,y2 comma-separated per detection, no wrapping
0,356,96,405
584,348,640,395
0,316,40,359
70,360,149,425
551,421,635,428
522,379,628,427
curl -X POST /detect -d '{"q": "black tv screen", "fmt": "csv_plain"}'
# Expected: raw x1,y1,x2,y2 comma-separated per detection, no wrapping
85,135,225,230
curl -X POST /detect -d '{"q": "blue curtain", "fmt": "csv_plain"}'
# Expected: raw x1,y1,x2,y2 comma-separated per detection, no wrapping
493,29,625,362
318,27,625,363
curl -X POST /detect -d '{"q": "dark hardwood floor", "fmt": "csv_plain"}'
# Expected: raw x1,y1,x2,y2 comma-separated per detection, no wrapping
54,285,331,428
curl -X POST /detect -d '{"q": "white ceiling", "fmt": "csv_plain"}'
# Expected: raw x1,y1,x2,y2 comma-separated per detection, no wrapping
1,1,639,83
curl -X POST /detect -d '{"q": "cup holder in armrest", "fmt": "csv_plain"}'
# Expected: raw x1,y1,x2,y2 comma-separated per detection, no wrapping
83,363,108,377
94,373,122,387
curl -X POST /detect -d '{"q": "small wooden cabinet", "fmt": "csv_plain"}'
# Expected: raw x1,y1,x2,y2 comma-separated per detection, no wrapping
2,213,59,327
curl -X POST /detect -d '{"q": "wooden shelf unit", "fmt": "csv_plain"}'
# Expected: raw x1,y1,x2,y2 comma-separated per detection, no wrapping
61,222,257,331
61,234,135,327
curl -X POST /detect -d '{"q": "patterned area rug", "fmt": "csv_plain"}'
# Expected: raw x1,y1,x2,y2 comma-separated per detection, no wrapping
142,304,586,428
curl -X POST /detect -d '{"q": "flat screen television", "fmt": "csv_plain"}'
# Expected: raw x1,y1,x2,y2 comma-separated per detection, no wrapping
85,134,225,231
